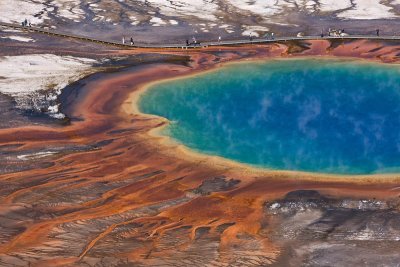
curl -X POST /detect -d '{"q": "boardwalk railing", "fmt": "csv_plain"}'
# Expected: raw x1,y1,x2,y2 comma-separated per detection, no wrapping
2,22,400,49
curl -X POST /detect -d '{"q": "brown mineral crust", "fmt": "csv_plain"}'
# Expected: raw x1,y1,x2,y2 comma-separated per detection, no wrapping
0,40,399,266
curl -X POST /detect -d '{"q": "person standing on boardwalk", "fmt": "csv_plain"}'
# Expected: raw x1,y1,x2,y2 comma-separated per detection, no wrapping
130,37,134,46
376,29,380,36
186,39,189,46
122,36,125,45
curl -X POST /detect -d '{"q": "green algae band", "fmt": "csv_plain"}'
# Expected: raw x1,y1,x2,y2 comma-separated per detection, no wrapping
139,59,400,175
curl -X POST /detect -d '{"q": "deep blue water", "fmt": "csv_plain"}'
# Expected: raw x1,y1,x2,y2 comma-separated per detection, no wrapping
138,59,400,174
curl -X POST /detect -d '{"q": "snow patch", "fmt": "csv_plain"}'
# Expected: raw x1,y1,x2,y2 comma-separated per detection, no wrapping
1,35,35,42
145,0,218,21
337,0,396,20
150,17,167,26
0,0,48,24
242,25,269,37
52,0,85,21
319,0,352,12
0,28,23,33
0,54,97,119
129,15,140,25
227,0,285,18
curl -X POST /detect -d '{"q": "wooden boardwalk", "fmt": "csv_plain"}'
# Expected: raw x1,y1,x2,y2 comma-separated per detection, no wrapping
2,22,400,49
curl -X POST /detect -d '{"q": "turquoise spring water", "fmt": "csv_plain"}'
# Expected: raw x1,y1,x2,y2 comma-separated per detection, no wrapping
138,58,400,175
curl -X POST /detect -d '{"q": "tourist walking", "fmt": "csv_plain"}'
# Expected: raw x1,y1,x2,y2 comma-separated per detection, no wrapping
376,29,380,36
130,37,134,46
122,36,125,45
186,39,189,46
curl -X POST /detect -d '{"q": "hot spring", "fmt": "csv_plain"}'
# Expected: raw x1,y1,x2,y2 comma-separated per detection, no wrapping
138,59,400,175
